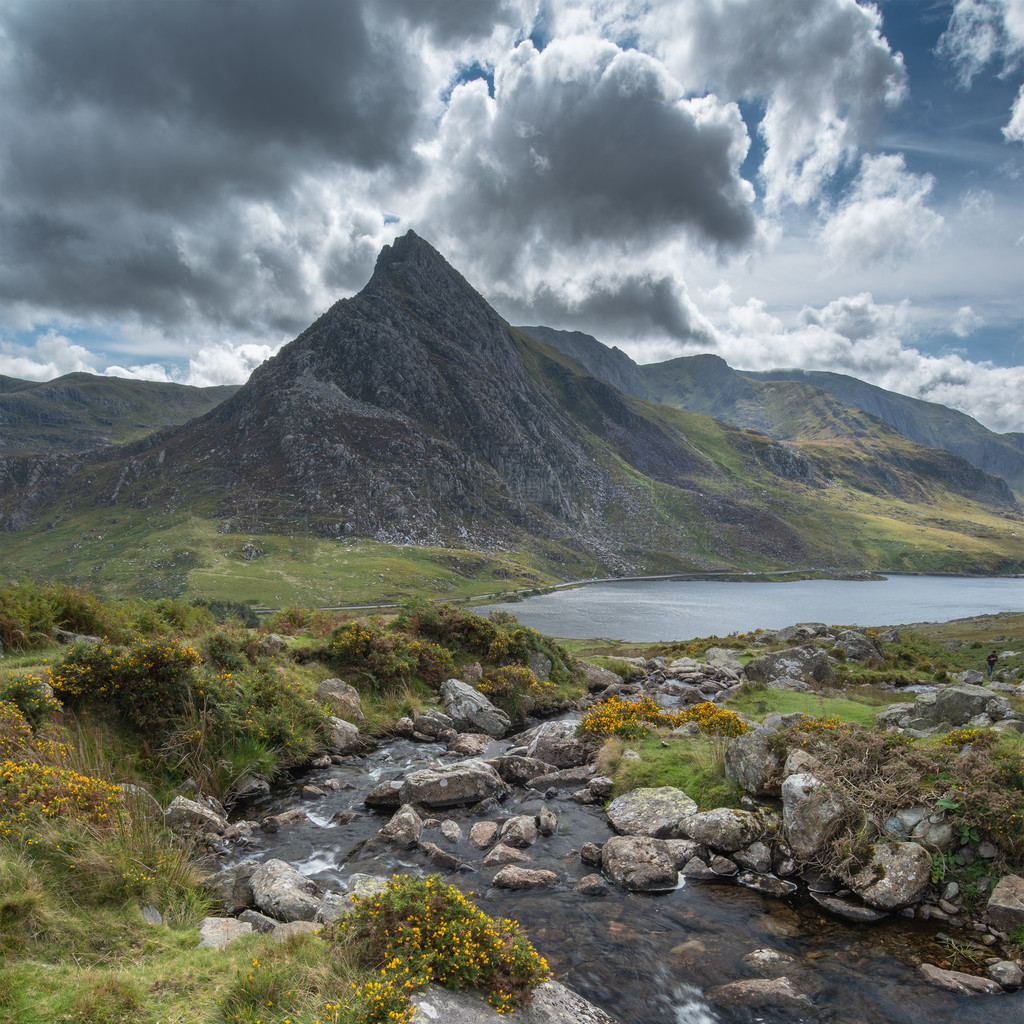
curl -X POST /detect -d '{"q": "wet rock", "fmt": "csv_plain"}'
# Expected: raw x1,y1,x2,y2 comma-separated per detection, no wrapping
447,733,491,756
439,820,462,843
605,786,697,838
527,766,595,792
782,773,851,859
315,678,365,722
261,807,310,832
538,806,557,836
379,804,423,850
724,727,781,797
710,855,738,875
680,857,717,881
198,917,253,948
734,841,773,874
742,948,805,977
580,842,603,866
987,961,1023,990
706,976,815,1012
393,717,415,736
575,873,609,896
602,836,678,891
918,963,1002,995
364,779,404,811
413,709,456,739
737,873,798,897
809,892,888,923
399,759,511,809
326,716,360,755
483,843,529,867
679,807,767,852
985,874,1024,933
410,979,619,1024
500,815,538,848
849,841,932,909
469,821,499,849
663,840,707,870
250,859,319,922
440,678,511,738
301,785,325,800
492,865,558,889
519,720,601,768
486,754,558,785
419,842,463,872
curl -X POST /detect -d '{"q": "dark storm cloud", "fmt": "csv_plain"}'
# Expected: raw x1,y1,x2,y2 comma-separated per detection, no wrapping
426,39,755,278
500,274,711,343
0,0,424,328
379,0,528,44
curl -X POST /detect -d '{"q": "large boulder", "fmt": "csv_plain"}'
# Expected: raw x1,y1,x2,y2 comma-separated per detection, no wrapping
905,684,1013,734
579,661,624,692
601,836,679,891
745,646,835,688
164,796,228,836
314,678,365,722
849,841,932,909
985,874,1024,933
250,859,319,922
679,808,768,853
832,629,884,665
518,720,600,768
605,787,697,838
378,804,423,850
326,716,360,754
399,759,511,809
781,773,852,859
724,728,781,797
486,755,558,785
440,679,511,738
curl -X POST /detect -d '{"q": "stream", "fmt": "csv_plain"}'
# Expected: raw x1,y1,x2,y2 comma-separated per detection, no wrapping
228,723,1023,1024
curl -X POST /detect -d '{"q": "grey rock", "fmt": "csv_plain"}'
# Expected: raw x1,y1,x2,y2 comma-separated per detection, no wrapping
317,892,353,922
500,815,538,848
745,645,835,687
987,961,1023,990
238,909,279,933
724,728,781,797
781,772,851,859
538,806,557,836
663,840,707,870
468,821,499,849
440,678,511,738
447,733,492,756
680,856,717,881
492,865,557,889
605,786,697,838
410,980,619,1024
519,720,600,768
918,963,1002,995
271,920,321,941
250,859,319,922
165,796,228,836
602,836,679,891
733,841,773,874
412,709,456,738
483,843,529,867
379,804,423,850
737,872,798,897
315,678,365,722
528,651,553,681
579,661,624,692
439,819,462,843
985,874,1024,933
707,976,815,1012
419,841,463,872
399,759,510,809
574,873,609,896
832,628,884,665
486,754,559,785
326,716,360,755
197,917,253,948
849,842,932,909
679,808,767,853
810,892,888,922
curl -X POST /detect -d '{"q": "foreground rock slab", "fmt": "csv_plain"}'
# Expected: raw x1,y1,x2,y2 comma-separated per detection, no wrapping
918,964,1003,995
605,786,696,838
399,759,511,809
410,980,619,1023
706,976,816,1012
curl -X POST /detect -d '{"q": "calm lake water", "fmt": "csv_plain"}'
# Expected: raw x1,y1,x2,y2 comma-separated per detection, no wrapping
478,575,1023,642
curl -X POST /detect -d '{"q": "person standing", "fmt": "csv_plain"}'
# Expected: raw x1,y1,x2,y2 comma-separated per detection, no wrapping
986,650,999,678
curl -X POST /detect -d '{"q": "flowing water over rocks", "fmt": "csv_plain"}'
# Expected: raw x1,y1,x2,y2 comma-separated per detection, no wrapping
222,722,1023,1024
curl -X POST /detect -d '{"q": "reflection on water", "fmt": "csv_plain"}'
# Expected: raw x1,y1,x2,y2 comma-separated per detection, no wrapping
228,733,1024,1024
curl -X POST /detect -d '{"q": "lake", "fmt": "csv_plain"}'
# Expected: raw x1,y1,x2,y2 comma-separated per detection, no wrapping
477,575,1023,641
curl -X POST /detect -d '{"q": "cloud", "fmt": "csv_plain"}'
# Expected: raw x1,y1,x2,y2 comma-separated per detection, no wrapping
184,342,281,388
819,154,945,269
420,37,756,279
0,0,426,332
0,329,100,380
938,0,1024,141
952,305,985,337
713,292,1024,433
630,0,907,208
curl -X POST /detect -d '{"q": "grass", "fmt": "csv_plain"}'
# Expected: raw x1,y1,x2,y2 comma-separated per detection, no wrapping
725,685,893,728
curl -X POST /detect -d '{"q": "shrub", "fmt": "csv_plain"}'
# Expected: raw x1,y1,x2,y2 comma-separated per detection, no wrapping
0,674,61,728
578,696,749,741
192,597,260,629
0,701,33,760
326,622,454,692
478,665,554,720
0,761,122,829
336,874,550,1020
49,639,203,733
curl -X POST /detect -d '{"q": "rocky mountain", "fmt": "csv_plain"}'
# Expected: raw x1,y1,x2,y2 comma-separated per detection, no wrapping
522,328,1024,498
0,372,239,454
1,232,1021,586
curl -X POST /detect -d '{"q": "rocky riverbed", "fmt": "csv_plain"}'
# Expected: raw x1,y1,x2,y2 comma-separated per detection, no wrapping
167,622,1024,1023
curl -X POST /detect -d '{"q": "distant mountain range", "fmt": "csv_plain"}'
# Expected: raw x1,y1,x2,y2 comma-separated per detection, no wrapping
1,231,1020,595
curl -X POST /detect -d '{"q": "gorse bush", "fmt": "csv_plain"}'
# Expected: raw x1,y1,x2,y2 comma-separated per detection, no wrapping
0,673,61,728
327,622,454,692
0,761,122,831
336,874,550,1021
578,696,749,741
0,580,112,651
478,665,555,720
49,639,203,733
